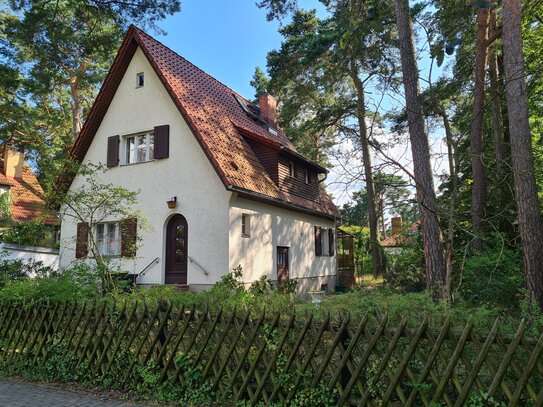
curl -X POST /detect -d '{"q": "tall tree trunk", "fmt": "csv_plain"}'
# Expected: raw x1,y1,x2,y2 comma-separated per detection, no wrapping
394,0,447,299
489,10,506,182
470,7,490,252
70,75,83,140
440,107,459,302
502,0,543,309
350,65,385,278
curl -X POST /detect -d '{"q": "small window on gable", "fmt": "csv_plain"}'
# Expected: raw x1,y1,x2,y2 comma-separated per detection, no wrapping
289,162,295,178
136,72,144,88
241,213,251,238
304,169,310,184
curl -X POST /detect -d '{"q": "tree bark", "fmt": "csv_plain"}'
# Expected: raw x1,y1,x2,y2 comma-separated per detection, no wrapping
350,65,386,278
470,7,490,252
502,0,543,309
70,75,83,140
440,107,459,302
489,10,506,182
394,0,447,299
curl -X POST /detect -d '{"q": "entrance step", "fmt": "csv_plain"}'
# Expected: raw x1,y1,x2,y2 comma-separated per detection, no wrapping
174,284,190,292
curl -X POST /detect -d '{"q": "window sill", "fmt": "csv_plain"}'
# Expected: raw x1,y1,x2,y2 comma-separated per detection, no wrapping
241,234,251,238
120,160,155,167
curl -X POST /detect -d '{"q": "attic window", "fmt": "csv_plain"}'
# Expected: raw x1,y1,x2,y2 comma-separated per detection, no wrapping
304,169,310,184
136,72,144,88
289,162,295,178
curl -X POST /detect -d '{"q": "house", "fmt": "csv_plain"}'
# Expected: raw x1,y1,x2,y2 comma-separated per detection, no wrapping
59,26,340,293
0,146,57,227
0,146,60,269
381,217,419,255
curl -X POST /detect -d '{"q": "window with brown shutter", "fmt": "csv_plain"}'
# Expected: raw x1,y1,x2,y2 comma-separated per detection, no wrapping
107,135,120,167
120,218,137,257
76,222,89,259
153,125,169,159
328,228,335,256
314,226,322,256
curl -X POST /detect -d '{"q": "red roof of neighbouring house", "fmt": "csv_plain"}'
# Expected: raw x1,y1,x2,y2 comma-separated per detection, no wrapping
69,26,339,219
381,220,420,247
0,164,58,225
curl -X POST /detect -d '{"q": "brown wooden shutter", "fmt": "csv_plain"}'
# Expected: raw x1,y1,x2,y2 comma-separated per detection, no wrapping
121,218,137,257
329,228,335,256
314,226,322,256
76,222,89,259
107,135,120,167
153,125,169,159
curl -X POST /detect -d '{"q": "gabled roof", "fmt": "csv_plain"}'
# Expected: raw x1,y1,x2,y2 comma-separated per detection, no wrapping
71,26,339,219
0,164,58,225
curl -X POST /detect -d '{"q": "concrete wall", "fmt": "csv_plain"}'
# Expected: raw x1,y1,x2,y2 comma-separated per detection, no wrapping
59,47,231,286
228,196,336,293
0,243,59,271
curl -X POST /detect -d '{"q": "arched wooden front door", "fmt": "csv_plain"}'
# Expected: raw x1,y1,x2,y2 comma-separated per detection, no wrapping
165,214,188,284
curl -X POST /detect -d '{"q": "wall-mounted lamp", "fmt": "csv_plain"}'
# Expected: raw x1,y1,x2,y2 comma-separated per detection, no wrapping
167,196,177,209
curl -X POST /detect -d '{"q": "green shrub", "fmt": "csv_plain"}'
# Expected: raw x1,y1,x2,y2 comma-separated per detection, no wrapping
385,242,425,292
0,221,59,249
459,246,523,309
0,263,100,303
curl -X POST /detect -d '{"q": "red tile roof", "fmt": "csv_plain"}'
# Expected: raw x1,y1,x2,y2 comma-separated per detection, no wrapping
70,26,339,219
0,164,58,225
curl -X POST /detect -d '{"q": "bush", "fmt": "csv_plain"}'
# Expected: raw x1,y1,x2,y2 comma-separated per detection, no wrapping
0,221,59,249
0,263,100,303
385,242,425,292
458,246,523,309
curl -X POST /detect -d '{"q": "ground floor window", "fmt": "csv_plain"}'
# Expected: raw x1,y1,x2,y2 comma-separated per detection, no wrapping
95,222,120,256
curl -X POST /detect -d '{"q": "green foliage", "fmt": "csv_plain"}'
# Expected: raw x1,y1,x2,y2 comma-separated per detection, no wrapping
1,221,59,248
459,244,523,309
0,263,99,303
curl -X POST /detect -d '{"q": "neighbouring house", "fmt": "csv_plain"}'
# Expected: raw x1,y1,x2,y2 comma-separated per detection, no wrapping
0,146,60,269
59,26,340,293
381,216,419,255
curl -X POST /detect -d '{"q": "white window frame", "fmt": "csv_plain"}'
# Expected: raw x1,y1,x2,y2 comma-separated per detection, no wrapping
289,161,295,178
321,228,330,256
123,131,154,165
136,72,144,88
304,169,310,184
241,213,250,238
94,222,121,257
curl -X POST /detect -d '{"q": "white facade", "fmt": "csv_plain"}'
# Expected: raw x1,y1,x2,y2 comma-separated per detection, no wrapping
59,46,336,291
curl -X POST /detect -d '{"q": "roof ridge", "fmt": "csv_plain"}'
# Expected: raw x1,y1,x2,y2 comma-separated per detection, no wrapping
131,26,250,104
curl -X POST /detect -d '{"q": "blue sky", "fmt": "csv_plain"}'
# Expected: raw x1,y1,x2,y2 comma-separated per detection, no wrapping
154,0,325,100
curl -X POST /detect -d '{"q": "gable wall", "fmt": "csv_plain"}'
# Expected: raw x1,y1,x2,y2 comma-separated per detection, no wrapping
59,47,231,286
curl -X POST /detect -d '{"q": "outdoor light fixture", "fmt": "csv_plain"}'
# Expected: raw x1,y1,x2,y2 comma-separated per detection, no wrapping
167,196,177,209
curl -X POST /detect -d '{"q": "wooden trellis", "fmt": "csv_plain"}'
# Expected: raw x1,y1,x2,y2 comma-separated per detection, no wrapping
0,300,542,406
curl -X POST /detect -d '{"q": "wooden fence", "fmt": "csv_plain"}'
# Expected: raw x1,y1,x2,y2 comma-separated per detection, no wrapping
1,301,543,406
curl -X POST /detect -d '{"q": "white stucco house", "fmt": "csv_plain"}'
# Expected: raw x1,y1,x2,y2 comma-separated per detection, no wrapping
59,26,340,293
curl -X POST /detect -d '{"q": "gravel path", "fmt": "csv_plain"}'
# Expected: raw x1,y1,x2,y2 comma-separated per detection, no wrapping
0,379,149,407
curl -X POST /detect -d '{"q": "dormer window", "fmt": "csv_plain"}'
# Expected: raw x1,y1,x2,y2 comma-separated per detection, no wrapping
289,162,295,178
304,169,310,184
136,72,144,88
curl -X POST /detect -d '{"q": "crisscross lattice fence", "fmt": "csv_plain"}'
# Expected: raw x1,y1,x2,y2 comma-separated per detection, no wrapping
0,300,542,406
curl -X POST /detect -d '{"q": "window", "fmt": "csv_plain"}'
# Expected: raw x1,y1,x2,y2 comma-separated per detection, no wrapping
94,222,120,256
314,226,335,257
241,213,250,237
124,132,154,164
289,161,295,178
304,169,310,184
136,72,144,88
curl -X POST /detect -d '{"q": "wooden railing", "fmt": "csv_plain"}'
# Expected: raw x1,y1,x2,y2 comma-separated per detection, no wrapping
0,301,542,405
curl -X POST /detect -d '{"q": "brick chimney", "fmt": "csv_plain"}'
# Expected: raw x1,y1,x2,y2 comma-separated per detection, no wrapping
3,146,24,179
259,92,277,126
391,216,403,236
